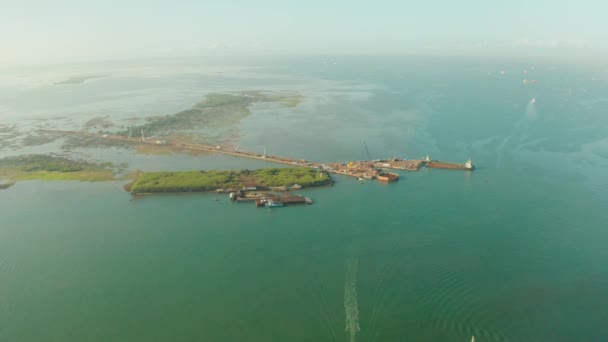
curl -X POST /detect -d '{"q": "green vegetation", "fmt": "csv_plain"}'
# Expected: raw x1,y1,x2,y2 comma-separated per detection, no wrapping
0,154,116,182
0,182,15,190
130,167,331,194
117,91,303,138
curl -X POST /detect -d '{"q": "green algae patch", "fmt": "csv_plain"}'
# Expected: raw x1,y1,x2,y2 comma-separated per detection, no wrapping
0,155,117,182
130,167,331,194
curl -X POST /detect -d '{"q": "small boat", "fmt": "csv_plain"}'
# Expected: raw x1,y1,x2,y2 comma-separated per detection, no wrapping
265,199,284,208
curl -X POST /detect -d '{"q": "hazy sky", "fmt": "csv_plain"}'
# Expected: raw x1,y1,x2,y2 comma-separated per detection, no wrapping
2,0,606,66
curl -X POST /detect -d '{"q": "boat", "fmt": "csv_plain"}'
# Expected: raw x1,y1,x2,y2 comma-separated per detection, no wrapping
465,158,474,170
376,172,399,182
255,198,267,207
427,158,475,171
265,199,284,207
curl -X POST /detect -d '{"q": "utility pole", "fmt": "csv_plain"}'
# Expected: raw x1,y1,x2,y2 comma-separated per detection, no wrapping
141,129,144,141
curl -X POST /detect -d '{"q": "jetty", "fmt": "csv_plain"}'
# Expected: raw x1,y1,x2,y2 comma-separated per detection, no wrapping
40,129,474,181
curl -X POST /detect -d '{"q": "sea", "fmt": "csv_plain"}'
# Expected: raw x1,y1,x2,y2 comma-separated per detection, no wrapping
1,56,607,341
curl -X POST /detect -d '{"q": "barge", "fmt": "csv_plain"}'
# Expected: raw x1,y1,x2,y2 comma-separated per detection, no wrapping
377,172,400,182
254,194,313,207
426,157,475,171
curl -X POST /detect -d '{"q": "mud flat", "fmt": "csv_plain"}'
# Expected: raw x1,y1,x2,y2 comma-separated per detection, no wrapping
116,91,302,139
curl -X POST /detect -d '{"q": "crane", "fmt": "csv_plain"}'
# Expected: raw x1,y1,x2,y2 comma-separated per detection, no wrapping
363,141,372,161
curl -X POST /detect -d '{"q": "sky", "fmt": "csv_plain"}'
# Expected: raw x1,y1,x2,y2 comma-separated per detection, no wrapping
1,0,607,67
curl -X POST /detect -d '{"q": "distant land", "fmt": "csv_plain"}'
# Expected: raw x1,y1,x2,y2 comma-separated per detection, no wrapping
54,74,109,85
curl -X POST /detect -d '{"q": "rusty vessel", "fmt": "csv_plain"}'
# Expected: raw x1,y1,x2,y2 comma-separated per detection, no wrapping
376,172,400,182
427,157,475,171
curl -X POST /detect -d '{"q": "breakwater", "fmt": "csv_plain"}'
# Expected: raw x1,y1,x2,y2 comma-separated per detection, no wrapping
40,130,475,181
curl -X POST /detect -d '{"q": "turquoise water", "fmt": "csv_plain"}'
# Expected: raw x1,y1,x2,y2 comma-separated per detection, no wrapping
1,57,608,341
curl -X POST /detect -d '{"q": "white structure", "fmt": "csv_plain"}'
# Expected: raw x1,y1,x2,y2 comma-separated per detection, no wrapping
425,155,431,162
465,158,474,169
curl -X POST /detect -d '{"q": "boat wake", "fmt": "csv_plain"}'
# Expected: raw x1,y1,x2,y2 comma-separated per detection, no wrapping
344,257,360,342
495,97,538,168
526,98,537,122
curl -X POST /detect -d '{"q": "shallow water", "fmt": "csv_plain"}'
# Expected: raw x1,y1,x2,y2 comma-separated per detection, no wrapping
1,56,607,341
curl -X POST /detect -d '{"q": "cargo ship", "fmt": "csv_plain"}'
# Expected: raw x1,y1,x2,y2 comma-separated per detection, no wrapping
376,172,399,182
426,157,475,171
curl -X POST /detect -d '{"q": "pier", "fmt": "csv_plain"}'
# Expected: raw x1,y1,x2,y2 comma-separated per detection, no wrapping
40,129,473,181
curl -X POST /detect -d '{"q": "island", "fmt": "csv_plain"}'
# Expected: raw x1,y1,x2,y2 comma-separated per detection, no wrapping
0,154,118,182
128,167,332,194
